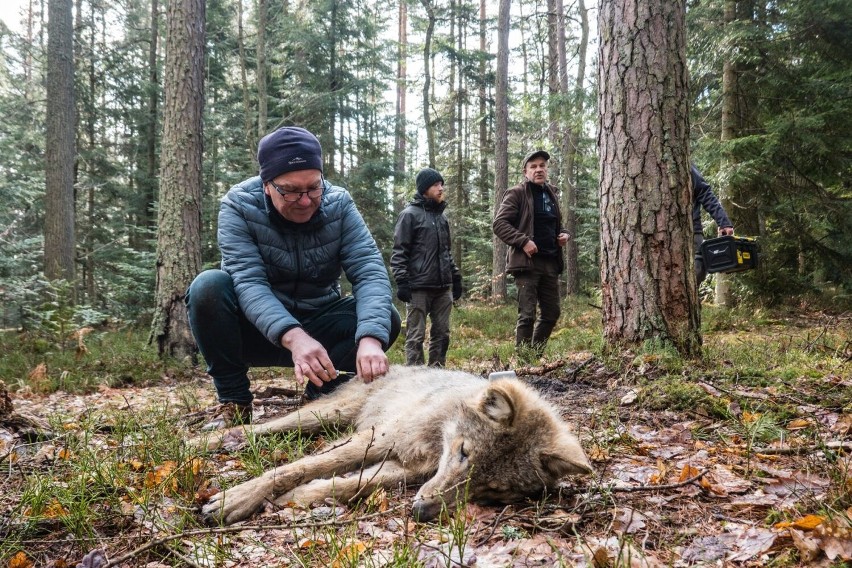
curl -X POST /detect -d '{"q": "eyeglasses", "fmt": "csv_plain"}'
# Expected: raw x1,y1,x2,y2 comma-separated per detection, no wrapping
267,177,324,202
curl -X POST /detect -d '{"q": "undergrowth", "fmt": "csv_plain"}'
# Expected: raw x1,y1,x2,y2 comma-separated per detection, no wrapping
0,299,849,566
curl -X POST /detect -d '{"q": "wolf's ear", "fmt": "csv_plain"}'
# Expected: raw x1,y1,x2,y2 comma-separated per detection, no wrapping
479,385,516,427
540,436,594,477
540,451,594,478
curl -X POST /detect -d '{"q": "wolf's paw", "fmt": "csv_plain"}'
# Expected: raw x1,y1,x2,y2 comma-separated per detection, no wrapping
201,477,273,525
188,427,247,453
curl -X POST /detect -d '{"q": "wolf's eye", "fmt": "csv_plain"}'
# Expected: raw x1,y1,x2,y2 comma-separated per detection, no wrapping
459,441,469,461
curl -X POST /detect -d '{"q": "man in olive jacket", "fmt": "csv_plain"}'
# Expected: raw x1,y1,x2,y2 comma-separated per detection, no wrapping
186,127,400,429
493,150,570,356
391,167,462,366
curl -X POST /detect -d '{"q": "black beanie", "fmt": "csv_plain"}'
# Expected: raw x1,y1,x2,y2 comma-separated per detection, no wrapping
415,167,445,195
258,126,323,181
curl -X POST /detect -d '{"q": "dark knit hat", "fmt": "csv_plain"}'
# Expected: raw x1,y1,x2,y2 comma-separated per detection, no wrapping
521,149,550,169
258,126,323,181
415,167,445,194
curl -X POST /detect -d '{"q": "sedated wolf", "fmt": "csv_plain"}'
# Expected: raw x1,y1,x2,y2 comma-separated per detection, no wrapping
194,365,593,525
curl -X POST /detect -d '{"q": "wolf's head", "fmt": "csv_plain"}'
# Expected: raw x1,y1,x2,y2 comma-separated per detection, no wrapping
411,379,593,521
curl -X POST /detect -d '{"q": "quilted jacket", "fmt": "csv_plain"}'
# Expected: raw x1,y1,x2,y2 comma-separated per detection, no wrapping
217,176,393,347
390,195,460,290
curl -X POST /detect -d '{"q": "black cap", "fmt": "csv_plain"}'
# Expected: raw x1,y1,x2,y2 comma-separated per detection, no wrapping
258,126,323,181
522,150,550,169
415,167,445,194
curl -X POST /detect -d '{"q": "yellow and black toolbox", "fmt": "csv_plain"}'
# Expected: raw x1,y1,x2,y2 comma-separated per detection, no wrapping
700,236,760,274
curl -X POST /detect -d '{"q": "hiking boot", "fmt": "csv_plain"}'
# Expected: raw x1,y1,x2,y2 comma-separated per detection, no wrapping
200,402,252,431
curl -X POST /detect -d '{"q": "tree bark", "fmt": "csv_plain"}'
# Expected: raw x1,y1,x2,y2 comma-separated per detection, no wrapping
715,0,738,308
491,0,510,301
237,0,255,164
598,0,700,356
420,0,436,167
256,0,268,141
478,0,490,205
144,0,160,244
393,0,408,213
560,0,586,295
44,0,77,283
151,0,205,360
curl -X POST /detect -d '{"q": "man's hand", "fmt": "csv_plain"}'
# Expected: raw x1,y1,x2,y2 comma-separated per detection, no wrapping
281,327,336,388
396,282,412,303
356,337,389,383
719,226,735,236
452,274,463,301
557,232,570,247
522,240,538,258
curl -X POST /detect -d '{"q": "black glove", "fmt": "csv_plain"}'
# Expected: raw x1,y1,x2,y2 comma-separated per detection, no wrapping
396,282,412,303
452,274,463,301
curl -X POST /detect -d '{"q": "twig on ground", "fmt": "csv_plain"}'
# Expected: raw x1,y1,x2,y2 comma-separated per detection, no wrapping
516,360,568,377
99,504,408,567
753,440,852,455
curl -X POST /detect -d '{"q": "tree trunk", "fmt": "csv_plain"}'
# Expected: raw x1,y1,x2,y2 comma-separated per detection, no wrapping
393,0,407,213
237,0,255,164
256,0,268,141
547,0,559,146
560,0,586,295
143,0,160,246
151,0,205,360
44,0,77,283
715,0,738,308
598,0,700,356
491,0,510,301
478,0,489,205
420,0,436,167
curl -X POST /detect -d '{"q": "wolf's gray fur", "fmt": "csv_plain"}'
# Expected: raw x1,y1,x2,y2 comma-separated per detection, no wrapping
194,366,592,525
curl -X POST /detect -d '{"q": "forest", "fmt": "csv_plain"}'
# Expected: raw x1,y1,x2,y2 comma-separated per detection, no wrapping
0,0,851,566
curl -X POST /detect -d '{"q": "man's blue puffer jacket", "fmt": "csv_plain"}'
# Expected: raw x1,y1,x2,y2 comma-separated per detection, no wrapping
217,176,393,348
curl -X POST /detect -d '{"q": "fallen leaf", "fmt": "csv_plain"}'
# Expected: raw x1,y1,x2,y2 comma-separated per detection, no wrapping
726,527,777,561
697,382,722,397
620,389,639,405
775,514,825,531
298,537,327,549
678,464,711,490
789,528,821,563
613,507,647,535
145,461,177,491
742,411,761,423
8,551,33,568
332,542,367,568
831,414,852,435
786,418,811,430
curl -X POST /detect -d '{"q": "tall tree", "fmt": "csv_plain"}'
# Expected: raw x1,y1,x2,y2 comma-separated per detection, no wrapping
491,0,509,300
256,0,268,139
598,0,701,355
237,0,254,163
143,0,160,245
559,0,587,295
477,0,489,205
393,0,408,207
44,0,76,283
420,0,437,167
714,0,738,308
150,0,205,358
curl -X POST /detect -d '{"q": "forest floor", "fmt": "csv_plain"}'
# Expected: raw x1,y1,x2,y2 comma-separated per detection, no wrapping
1,307,851,567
